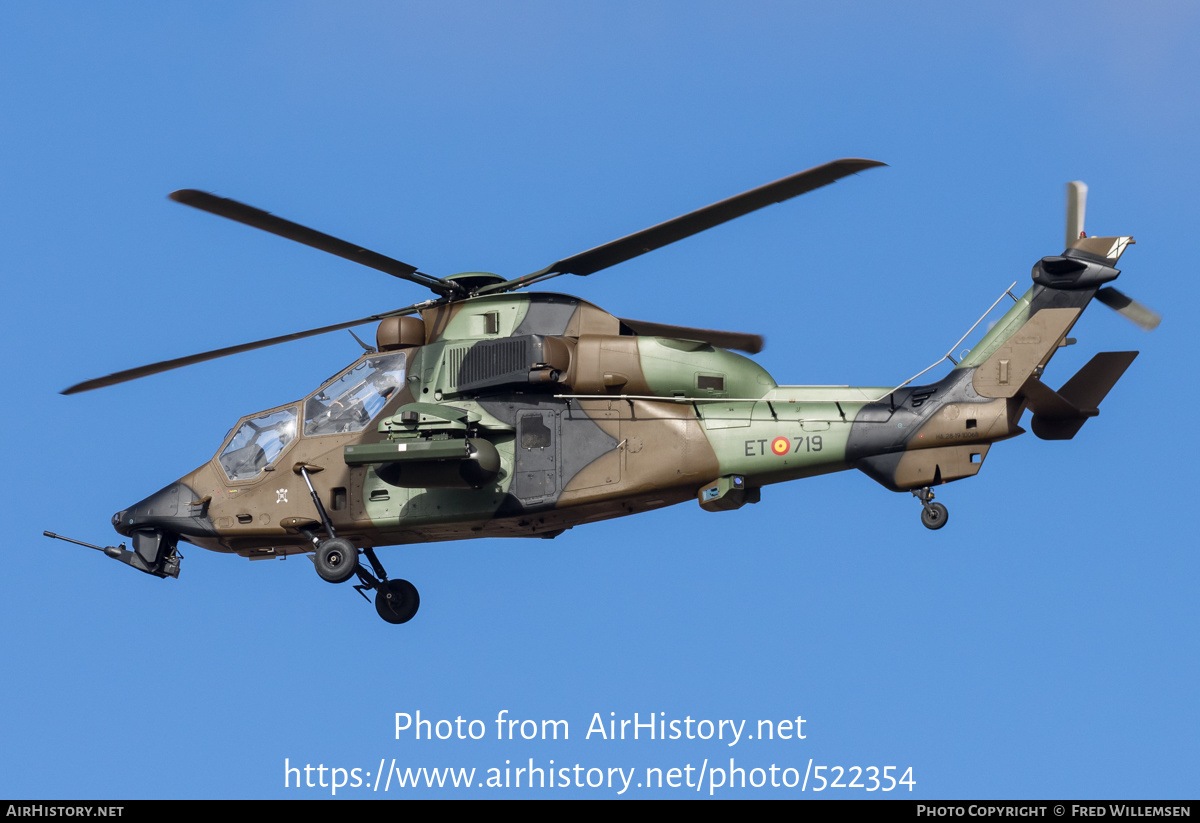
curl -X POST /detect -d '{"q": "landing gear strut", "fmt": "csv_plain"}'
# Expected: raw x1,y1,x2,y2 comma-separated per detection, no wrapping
912,486,949,530
297,465,362,584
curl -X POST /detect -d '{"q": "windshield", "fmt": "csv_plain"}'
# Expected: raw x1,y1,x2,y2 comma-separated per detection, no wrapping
218,407,298,482
304,352,407,436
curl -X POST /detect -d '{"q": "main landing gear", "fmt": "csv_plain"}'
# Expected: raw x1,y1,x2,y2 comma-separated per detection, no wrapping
309,534,421,624
912,486,949,531
298,465,419,624
314,537,357,583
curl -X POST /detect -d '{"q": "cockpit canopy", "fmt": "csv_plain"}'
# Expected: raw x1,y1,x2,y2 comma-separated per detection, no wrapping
216,352,407,482
303,352,407,436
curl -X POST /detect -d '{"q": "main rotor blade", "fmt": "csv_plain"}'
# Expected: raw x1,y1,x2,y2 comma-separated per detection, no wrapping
169,190,462,296
1094,286,1162,331
62,300,440,394
618,317,764,354
552,157,885,276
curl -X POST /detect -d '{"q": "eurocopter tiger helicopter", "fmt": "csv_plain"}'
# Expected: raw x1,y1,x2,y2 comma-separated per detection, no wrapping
47,158,1159,625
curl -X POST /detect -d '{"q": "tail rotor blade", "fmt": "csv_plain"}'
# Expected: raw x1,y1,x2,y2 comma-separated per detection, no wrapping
1066,181,1088,249
1095,286,1161,331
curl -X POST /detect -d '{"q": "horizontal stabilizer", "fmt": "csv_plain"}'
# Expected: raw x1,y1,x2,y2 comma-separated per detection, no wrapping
1068,234,1135,263
1028,351,1138,440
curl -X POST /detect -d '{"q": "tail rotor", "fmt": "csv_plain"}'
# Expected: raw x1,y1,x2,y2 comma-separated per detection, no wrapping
1062,181,1161,331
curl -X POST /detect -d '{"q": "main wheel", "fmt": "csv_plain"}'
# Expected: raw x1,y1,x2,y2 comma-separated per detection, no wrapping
375,578,420,624
314,537,358,583
920,502,949,531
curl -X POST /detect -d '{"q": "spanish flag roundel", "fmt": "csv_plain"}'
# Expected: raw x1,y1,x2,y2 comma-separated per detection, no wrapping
771,437,790,456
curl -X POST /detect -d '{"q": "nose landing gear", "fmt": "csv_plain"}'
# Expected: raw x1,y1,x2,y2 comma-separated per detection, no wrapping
912,486,949,530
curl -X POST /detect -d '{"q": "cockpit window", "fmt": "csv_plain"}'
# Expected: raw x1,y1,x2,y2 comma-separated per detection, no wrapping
304,352,407,436
218,407,298,482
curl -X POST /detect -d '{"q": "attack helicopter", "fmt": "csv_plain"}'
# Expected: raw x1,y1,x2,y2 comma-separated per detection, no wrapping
47,159,1159,625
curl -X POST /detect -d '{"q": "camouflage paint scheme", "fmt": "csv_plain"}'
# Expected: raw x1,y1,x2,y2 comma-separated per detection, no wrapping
74,163,1151,623
113,231,1139,565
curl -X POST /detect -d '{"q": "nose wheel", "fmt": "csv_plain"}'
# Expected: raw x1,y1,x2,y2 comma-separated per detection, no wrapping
912,487,949,530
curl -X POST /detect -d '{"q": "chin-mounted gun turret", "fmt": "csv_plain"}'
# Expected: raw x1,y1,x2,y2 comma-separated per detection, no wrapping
43,529,181,578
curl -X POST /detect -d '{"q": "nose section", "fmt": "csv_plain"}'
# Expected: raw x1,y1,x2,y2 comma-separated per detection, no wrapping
112,481,217,540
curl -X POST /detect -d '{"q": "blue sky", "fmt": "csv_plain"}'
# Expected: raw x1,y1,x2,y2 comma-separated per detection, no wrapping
3,2,1197,799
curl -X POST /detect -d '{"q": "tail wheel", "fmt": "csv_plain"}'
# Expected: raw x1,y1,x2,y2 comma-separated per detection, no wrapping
920,502,949,530
314,537,359,583
375,578,420,624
